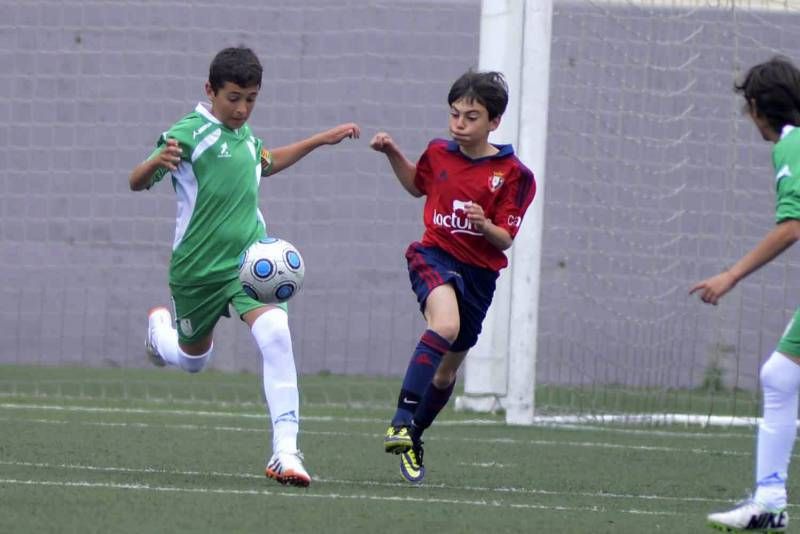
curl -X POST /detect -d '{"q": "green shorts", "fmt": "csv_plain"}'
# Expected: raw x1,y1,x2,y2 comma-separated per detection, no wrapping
170,277,288,344
777,307,800,357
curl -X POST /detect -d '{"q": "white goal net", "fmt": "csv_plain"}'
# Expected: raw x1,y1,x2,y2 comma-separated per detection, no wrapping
459,0,800,425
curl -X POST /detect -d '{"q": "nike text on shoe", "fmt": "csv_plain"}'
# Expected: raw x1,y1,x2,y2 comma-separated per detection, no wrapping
384,425,413,454
145,307,171,367
265,451,311,488
707,500,787,532
399,440,425,484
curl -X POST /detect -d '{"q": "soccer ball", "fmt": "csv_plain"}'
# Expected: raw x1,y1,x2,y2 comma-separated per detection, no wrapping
238,237,305,304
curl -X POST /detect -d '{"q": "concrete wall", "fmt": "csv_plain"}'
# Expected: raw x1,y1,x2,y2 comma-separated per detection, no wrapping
4,0,800,391
0,0,481,375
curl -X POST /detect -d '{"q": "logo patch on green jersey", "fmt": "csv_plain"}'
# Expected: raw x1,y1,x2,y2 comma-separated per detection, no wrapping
179,318,194,337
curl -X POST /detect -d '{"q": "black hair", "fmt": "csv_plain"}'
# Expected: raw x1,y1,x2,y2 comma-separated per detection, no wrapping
736,56,800,133
448,70,509,120
208,47,262,93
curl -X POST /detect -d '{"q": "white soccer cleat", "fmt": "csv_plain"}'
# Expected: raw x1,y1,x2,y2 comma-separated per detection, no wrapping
265,450,311,487
145,306,171,367
707,500,788,532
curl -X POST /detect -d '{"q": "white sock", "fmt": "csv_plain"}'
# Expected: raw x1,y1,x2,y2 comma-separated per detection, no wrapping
251,308,300,455
177,345,212,374
152,319,211,373
754,351,800,509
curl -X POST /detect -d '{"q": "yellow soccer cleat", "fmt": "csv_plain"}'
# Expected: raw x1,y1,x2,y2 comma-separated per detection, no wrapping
384,425,413,454
399,439,425,484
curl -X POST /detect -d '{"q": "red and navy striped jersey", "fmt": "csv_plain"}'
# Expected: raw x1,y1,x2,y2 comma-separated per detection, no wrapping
413,139,536,272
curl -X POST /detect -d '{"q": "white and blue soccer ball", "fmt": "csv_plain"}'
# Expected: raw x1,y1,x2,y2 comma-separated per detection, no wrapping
238,237,305,304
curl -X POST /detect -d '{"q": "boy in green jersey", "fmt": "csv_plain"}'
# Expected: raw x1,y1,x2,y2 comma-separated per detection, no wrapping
129,47,360,487
692,57,800,532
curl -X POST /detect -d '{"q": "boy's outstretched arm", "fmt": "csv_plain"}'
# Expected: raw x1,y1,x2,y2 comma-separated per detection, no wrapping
690,219,800,305
369,132,421,197
265,123,360,176
129,139,182,191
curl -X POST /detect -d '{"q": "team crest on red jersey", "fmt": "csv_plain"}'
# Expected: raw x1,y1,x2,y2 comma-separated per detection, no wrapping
488,172,505,192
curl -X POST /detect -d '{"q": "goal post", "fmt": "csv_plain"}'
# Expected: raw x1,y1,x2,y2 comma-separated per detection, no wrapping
507,0,552,424
455,0,552,424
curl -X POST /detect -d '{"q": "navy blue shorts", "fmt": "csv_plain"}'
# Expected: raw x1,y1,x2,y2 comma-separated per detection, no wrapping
405,242,499,352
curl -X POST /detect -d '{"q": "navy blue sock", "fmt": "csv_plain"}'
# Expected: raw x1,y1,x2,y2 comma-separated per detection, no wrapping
411,379,456,439
391,329,451,427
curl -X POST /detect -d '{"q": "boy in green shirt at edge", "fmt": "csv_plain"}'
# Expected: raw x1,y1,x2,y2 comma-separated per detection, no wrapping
693,56,800,532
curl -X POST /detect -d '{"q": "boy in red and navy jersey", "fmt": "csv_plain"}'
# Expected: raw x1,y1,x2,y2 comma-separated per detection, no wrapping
415,138,535,271
370,70,536,484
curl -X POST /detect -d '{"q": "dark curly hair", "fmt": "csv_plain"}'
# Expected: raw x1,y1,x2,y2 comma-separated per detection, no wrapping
736,56,800,133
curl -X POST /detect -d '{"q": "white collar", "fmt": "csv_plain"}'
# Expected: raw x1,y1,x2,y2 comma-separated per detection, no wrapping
195,102,220,124
780,124,795,140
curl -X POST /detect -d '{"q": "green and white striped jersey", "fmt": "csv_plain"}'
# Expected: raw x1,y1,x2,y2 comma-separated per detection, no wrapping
148,103,272,286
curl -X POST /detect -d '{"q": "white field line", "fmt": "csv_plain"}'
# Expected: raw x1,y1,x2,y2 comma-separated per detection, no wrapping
0,393,767,428
538,414,763,427
0,401,767,436
0,458,745,507
0,414,770,459
0,477,688,516
0,402,498,426
460,462,512,468
0,391,394,411
552,423,757,440
0,401,764,447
